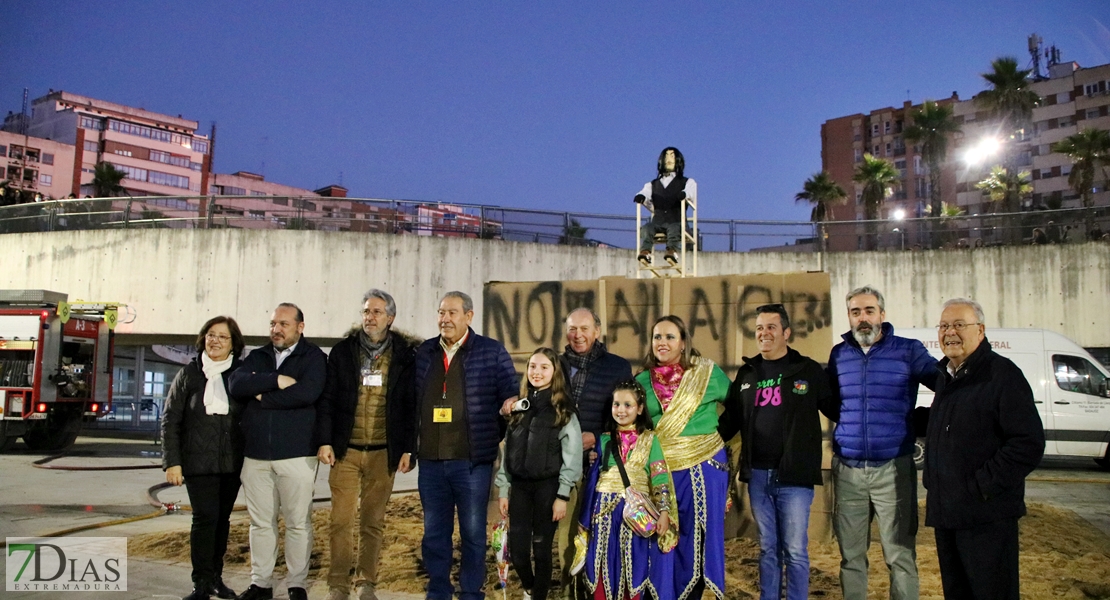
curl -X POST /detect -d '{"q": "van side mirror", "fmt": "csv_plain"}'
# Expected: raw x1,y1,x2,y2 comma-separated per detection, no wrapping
1101,379,1110,398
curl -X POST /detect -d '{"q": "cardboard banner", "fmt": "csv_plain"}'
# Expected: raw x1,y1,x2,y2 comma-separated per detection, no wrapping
484,272,833,370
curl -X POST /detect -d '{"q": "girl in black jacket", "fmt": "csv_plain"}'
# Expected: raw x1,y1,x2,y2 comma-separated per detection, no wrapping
161,316,247,600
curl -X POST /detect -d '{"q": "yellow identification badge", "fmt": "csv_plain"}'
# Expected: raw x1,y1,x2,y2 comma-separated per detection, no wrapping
433,407,453,423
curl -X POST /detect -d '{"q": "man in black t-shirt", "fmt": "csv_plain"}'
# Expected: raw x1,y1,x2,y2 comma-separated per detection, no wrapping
720,303,836,600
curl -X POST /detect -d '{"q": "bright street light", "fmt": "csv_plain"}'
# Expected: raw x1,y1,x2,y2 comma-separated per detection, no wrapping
892,208,906,221
964,137,1001,166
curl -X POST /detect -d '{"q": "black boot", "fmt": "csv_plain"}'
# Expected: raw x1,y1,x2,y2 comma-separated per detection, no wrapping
212,578,237,599
183,583,212,600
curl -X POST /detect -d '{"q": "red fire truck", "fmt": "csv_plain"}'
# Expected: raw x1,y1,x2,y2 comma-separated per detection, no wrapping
0,290,123,452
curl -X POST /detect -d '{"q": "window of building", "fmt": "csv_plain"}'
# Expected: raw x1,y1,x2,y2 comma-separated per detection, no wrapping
147,170,190,189
189,161,202,171
1084,81,1107,96
872,123,879,136
885,142,892,156
79,116,103,130
218,186,246,195
249,210,266,219
7,166,19,180
873,145,880,155
250,190,268,196
272,197,288,206
913,155,923,174
883,121,890,134
111,163,147,182
83,140,99,153
1058,92,1071,103
1058,116,1073,128
149,150,192,169
114,149,133,157
24,148,40,163
0,144,5,157
41,153,53,165
22,168,37,183
9,145,24,160
895,119,903,133
1053,355,1108,396
855,191,862,205
39,173,52,187
853,148,863,162
1088,108,1102,120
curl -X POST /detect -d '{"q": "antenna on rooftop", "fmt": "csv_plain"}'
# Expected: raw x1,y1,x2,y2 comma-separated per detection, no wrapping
338,171,344,186
1028,34,1045,80
1046,44,1062,67
20,87,29,134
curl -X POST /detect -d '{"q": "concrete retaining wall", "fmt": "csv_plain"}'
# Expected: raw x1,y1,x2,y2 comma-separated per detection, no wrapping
2,230,1107,348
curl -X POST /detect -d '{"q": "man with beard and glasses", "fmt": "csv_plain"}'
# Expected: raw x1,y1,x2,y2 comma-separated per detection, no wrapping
825,286,937,600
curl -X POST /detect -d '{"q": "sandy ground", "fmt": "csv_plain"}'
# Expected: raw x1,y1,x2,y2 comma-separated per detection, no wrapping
128,494,1110,600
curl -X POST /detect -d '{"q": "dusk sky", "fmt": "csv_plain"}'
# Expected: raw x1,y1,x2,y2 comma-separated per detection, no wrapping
3,1,1108,225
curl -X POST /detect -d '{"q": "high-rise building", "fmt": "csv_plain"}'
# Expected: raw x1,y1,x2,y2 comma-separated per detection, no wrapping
8,90,212,197
820,94,961,251
953,60,1110,215
821,57,1110,249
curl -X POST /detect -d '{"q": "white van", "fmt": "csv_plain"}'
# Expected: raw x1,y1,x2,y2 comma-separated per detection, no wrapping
900,328,1110,469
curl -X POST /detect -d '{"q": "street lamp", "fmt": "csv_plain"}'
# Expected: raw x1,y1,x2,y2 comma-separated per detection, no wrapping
892,208,906,250
964,137,1001,166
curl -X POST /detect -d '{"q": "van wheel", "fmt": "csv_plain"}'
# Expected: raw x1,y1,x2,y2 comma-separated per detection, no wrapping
913,438,926,470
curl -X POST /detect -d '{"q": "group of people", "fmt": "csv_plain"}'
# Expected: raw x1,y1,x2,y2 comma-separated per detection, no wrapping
162,285,1045,600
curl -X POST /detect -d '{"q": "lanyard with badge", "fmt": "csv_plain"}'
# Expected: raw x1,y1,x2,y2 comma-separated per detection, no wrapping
434,350,453,424
361,349,384,388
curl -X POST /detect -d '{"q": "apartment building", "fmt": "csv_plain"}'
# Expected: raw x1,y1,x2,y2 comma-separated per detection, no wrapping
0,130,75,199
9,90,212,197
820,94,961,251
952,60,1110,214
821,58,1110,249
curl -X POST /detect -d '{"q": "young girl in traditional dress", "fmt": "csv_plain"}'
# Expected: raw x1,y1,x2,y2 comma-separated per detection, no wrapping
577,379,676,600
496,348,583,600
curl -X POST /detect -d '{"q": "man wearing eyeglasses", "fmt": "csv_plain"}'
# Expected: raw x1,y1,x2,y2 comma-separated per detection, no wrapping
924,298,1044,600
229,303,327,600
825,286,936,600
316,289,418,600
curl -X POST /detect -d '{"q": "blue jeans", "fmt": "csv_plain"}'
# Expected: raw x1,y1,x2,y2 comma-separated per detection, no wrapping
748,469,814,600
418,460,493,600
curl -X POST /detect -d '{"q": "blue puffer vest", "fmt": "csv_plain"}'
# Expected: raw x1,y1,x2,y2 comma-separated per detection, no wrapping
414,328,519,464
828,322,937,462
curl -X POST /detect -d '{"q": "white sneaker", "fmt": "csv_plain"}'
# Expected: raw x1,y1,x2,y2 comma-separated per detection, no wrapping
357,586,379,600
523,591,532,600
324,590,349,600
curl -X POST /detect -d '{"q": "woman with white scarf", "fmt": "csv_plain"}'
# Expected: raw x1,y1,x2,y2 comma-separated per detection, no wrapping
162,316,247,600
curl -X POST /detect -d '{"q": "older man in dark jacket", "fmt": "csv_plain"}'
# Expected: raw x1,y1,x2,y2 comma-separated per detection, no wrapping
923,298,1045,600
413,291,518,600
316,289,417,600
228,303,327,600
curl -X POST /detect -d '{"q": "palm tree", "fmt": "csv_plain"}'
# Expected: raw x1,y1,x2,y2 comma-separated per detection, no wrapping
795,171,847,252
976,166,1032,244
904,100,961,216
976,57,1040,138
853,154,899,249
1052,128,1110,208
92,162,128,198
560,217,589,245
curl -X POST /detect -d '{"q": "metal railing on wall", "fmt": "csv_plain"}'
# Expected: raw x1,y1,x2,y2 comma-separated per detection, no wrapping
1,195,1107,252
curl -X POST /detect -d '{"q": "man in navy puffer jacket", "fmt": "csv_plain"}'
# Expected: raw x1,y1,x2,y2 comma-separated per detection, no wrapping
826,286,936,600
413,291,518,600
